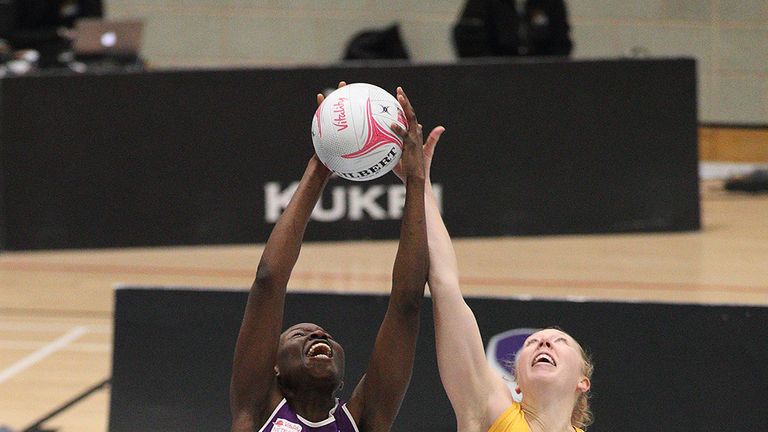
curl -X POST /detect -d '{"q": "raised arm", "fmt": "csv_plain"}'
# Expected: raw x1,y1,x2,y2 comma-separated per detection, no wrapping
230,155,331,431
346,87,428,431
422,137,513,429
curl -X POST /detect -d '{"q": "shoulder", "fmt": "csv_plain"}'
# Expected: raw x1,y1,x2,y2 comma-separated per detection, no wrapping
234,396,286,432
338,401,362,431
487,401,524,432
485,376,516,424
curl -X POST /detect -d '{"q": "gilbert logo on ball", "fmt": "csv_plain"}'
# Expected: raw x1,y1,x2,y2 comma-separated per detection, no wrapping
311,83,407,181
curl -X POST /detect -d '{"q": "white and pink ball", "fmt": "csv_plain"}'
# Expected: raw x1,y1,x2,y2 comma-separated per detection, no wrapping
311,83,407,181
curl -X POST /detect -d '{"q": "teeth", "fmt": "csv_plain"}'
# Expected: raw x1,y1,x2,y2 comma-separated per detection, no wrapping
307,342,332,358
534,353,555,365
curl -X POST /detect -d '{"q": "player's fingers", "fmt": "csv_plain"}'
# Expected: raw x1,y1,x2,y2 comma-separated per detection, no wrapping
415,123,424,142
390,122,407,138
397,87,418,126
424,126,445,157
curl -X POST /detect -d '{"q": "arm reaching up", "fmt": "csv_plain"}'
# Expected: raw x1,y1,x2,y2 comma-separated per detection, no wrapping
402,127,513,431
230,156,331,432
345,87,429,431
229,81,349,431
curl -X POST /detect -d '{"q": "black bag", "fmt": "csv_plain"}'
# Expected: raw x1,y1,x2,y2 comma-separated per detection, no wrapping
343,23,409,60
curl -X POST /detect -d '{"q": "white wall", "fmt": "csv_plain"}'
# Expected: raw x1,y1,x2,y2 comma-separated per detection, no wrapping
106,0,768,124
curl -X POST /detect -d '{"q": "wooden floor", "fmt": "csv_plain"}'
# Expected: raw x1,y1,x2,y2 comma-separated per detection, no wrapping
1,181,767,431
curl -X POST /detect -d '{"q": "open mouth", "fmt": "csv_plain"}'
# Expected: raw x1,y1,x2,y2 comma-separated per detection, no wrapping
306,341,333,359
532,352,556,367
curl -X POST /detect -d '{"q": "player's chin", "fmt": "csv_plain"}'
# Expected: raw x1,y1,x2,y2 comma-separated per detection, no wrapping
305,364,341,382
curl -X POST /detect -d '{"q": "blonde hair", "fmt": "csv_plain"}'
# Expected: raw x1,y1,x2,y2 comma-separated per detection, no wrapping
511,329,594,430
572,343,594,430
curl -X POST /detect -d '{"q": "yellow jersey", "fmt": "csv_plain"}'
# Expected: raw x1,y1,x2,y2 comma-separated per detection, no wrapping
488,402,584,432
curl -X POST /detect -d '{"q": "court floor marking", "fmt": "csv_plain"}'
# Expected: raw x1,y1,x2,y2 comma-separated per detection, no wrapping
0,340,110,353
1,260,766,294
0,326,89,384
0,322,111,333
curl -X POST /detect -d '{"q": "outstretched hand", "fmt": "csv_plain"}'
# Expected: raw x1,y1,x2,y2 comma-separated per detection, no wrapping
390,87,445,183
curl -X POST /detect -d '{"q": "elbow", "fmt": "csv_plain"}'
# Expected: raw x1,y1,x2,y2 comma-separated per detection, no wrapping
427,268,459,290
396,296,423,316
252,259,291,294
253,262,276,289
393,282,426,316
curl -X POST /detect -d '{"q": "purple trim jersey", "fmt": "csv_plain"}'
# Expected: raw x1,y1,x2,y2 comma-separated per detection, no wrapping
258,398,360,432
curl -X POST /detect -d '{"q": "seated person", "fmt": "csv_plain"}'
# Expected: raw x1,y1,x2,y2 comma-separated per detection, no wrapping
0,0,103,68
454,0,573,58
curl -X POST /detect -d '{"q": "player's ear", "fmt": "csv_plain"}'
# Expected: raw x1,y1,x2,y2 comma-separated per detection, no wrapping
274,365,280,377
577,377,590,393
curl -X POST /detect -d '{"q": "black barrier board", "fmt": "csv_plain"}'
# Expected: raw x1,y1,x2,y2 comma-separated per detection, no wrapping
0,58,698,250
110,287,767,432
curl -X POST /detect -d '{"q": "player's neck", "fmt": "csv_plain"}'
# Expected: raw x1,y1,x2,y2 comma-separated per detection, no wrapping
521,394,575,432
285,391,337,422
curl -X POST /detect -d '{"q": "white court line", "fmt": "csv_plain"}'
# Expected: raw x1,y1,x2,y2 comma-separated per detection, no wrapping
0,321,110,333
0,326,89,385
0,340,110,353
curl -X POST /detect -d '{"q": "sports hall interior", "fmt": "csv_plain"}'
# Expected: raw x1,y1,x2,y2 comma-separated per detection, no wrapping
1,1,766,431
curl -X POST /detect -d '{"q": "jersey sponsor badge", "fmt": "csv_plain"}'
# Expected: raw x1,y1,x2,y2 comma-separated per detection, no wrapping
271,418,302,432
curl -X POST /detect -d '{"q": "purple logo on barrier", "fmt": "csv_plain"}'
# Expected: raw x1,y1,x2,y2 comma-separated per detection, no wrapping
485,328,538,402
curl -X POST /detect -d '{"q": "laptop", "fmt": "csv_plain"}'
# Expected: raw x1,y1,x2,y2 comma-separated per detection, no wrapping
73,18,144,58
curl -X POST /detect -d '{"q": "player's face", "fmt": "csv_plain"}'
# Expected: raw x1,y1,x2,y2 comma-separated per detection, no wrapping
276,323,345,392
516,329,588,395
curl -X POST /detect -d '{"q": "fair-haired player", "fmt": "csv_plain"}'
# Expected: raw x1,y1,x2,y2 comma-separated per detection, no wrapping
394,127,594,432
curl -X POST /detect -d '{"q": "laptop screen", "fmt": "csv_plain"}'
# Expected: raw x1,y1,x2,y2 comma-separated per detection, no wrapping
73,18,144,56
